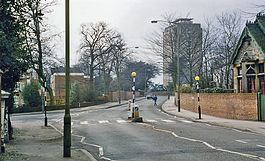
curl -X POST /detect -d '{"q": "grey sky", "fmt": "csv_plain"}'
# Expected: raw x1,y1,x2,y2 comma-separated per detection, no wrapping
47,0,264,83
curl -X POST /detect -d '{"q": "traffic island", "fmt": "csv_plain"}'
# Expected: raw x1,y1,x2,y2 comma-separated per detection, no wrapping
132,117,143,123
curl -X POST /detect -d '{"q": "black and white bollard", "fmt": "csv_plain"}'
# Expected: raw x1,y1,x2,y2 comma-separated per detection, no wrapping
195,76,201,119
44,78,48,126
131,71,143,122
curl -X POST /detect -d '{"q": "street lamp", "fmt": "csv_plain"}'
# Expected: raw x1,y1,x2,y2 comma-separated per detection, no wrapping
63,0,71,157
151,19,181,112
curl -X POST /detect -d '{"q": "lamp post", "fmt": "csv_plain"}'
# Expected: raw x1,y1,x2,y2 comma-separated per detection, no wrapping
63,0,71,157
151,20,181,112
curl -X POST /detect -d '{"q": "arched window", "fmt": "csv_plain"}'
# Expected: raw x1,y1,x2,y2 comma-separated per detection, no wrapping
246,64,255,75
246,64,256,93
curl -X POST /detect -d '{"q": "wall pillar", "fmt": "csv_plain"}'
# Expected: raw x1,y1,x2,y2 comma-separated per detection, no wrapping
255,63,259,92
242,63,248,92
233,67,238,93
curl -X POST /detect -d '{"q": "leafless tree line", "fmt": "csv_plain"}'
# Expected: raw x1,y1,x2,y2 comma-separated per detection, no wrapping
78,22,131,95
147,11,244,90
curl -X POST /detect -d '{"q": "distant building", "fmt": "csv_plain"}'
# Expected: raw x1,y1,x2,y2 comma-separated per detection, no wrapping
50,73,89,104
163,18,202,87
232,14,265,93
14,69,38,107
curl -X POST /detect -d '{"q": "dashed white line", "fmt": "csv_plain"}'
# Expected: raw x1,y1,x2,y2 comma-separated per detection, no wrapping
232,129,243,133
179,120,193,123
146,119,158,123
80,121,88,125
98,120,110,124
161,119,175,123
116,120,127,123
141,123,265,161
257,145,265,148
235,140,248,144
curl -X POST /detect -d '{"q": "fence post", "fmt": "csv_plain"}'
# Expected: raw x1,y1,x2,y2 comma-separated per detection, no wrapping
257,92,261,121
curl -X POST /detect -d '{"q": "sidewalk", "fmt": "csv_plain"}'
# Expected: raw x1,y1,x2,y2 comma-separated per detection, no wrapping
0,121,94,161
162,97,265,135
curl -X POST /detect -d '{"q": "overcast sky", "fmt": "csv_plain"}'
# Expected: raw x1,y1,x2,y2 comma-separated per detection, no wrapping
47,0,264,83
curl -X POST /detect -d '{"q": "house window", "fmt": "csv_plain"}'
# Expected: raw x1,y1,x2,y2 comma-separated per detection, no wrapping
246,64,255,74
237,67,242,76
259,63,264,74
247,76,255,93
238,78,242,93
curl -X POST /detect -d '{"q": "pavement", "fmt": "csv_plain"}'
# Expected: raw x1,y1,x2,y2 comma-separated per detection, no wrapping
0,121,95,161
162,96,265,135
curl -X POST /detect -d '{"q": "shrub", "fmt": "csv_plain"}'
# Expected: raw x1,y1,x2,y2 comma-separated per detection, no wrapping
22,81,42,107
70,82,80,105
180,85,193,93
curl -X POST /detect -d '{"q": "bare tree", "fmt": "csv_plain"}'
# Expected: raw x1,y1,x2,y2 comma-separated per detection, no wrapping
97,29,122,95
14,0,58,104
79,22,113,90
200,19,218,88
112,36,131,103
214,12,243,88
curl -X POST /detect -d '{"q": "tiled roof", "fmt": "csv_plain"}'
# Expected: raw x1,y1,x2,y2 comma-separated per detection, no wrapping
232,14,265,64
247,22,265,52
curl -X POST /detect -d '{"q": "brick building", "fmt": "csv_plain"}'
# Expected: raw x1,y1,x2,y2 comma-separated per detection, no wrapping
50,73,89,103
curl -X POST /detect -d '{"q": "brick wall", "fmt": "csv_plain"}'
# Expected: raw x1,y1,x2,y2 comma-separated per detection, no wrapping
109,91,140,102
178,93,258,120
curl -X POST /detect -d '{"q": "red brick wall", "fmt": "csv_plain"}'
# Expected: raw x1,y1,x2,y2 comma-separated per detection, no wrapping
109,91,140,101
178,93,258,120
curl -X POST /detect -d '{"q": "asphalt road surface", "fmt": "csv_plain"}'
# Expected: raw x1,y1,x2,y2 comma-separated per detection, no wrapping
11,97,265,161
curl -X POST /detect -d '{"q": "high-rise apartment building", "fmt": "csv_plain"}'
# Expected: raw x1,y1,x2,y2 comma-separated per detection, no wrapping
163,18,202,87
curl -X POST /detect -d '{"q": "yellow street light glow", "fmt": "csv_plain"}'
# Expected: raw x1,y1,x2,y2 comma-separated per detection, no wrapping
131,71,137,77
195,76,200,81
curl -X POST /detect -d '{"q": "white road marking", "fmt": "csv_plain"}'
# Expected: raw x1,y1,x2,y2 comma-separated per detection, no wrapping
146,119,157,123
99,120,110,124
161,119,175,123
80,121,88,125
235,140,248,144
141,123,265,161
99,147,104,156
117,120,127,123
205,124,212,127
257,145,265,148
232,129,243,133
179,120,193,123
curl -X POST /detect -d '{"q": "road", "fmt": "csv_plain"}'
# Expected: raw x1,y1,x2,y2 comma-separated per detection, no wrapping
11,97,265,161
